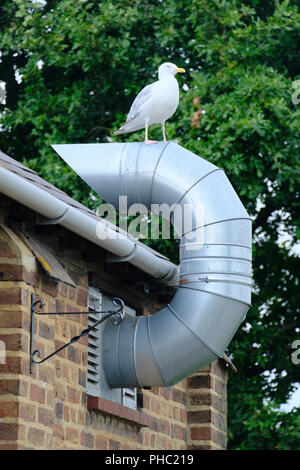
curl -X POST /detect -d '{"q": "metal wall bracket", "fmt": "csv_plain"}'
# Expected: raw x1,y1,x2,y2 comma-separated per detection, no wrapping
29,293,124,373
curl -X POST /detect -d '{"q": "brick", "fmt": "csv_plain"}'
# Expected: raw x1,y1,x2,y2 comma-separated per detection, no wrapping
0,241,17,258
59,284,68,297
55,382,66,401
30,384,46,404
66,427,80,444
19,380,28,397
0,264,24,281
54,340,66,359
211,359,228,379
190,426,211,441
0,356,22,375
63,406,70,422
0,400,18,418
158,419,170,435
67,345,80,364
38,408,53,427
68,287,76,301
78,369,86,387
95,437,108,450
24,271,40,288
0,423,18,440
55,402,63,420
172,388,186,405
41,278,59,297
0,444,19,450
212,410,227,432
211,427,227,448
187,375,211,389
28,427,45,446
0,310,27,329
53,423,64,440
55,299,65,313
78,410,85,426
20,403,36,422
0,333,27,352
76,288,87,307
213,377,227,396
0,379,19,395
39,321,54,340
70,407,77,423
67,385,80,404
38,364,55,383
85,432,94,449
187,409,211,424
189,392,211,407
0,287,29,306
109,439,121,450
160,388,171,400
211,392,227,414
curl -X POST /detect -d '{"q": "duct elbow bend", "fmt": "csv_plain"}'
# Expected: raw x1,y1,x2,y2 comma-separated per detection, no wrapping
102,143,252,388
57,141,251,388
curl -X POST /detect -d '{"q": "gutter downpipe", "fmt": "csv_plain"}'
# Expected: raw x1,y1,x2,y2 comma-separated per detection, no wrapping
53,142,252,388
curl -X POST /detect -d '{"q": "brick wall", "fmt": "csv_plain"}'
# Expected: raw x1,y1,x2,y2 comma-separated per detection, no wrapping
0,214,228,450
187,362,228,450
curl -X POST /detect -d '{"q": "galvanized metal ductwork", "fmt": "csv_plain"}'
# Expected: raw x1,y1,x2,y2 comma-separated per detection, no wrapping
54,142,252,388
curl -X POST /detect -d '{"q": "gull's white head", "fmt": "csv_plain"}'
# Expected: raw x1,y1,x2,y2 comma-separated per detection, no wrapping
158,62,185,79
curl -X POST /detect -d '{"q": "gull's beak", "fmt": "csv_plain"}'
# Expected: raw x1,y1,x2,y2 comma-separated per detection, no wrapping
176,68,185,73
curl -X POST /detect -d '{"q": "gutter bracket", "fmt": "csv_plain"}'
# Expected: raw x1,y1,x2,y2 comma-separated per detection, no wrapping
29,293,124,373
36,207,69,225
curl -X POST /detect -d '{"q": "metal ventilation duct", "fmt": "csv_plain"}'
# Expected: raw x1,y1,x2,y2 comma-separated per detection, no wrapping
53,142,252,388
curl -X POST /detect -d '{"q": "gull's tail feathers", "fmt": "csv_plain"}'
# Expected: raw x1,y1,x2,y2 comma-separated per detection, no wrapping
114,116,145,135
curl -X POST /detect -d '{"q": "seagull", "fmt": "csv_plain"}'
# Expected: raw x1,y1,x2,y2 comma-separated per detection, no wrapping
114,63,185,144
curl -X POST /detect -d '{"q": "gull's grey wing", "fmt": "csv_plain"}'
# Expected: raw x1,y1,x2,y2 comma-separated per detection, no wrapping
126,82,156,121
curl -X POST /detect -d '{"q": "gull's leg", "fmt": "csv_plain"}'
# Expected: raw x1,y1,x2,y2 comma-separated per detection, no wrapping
145,122,158,145
162,122,167,142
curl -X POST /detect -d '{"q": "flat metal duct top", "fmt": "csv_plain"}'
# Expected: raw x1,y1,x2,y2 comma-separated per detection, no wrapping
53,142,252,388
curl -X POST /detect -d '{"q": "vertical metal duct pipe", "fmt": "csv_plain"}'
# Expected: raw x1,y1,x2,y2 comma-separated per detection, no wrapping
54,142,252,387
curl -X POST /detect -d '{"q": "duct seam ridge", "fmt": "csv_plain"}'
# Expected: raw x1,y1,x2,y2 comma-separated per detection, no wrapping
115,321,122,385
175,168,224,207
181,242,252,249
181,278,253,287
166,304,223,358
181,255,252,262
180,270,252,278
178,285,252,306
181,217,252,237
133,317,143,388
146,316,170,387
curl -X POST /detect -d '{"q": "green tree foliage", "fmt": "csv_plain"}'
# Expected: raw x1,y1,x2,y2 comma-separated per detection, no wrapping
0,0,299,449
